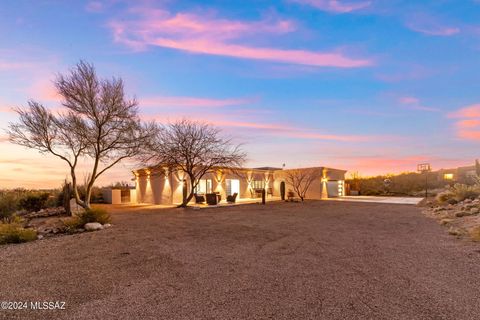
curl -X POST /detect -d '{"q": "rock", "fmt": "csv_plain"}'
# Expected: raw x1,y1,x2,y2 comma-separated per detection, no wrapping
37,235,44,240
440,218,454,225
465,199,472,204
447,199,458,205
448,227,461,236
103,223,112,229
470,208,480,215
77,228,85,233
455,211,471,218
84,222,104,231
433,207,446,213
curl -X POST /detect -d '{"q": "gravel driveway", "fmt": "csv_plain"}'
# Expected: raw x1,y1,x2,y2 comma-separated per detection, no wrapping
1,201,480,320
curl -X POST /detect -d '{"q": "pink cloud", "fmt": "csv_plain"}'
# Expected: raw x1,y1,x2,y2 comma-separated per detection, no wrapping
399,96,419,105
290,0,372,13
86,1,104,12
109,7,372,68
0,61,33,70
448,104,480,119
140,96,255,108
398,96,440,112
28,79,61,103
142,113,387,142
341,155,470,176
405,14,460,36
448,104,480,141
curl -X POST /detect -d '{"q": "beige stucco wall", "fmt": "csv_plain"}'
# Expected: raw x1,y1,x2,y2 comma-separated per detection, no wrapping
134,166,346,204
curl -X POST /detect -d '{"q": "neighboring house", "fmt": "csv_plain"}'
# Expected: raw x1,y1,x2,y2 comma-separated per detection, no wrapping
133,166,347,205
437,163,478,184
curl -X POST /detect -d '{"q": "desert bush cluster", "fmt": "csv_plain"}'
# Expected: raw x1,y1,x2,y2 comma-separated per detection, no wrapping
347,172,446,196
436,184,480,204
0,187,110,245
63,208,111,232
0,222,37,245
0,190,58,222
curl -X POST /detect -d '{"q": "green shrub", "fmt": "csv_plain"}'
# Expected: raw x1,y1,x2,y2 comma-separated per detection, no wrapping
0,223,37,245
0,193,19,223
77,208,111,226
62,217,82,232
19,193,49,212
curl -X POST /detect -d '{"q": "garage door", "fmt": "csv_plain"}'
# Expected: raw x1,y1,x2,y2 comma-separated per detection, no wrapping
326,181,339,197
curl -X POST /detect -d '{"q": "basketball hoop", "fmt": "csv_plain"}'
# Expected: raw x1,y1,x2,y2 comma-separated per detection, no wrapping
417,163,431,199
417,163,431,173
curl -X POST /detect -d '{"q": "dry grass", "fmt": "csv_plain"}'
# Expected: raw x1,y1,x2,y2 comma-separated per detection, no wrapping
469,226,480,241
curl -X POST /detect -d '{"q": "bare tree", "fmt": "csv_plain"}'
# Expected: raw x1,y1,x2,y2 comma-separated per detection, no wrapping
147,119,246,207
8,61,156,210
284,168,322,201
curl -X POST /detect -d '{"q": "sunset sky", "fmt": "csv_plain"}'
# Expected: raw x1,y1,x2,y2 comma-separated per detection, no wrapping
1,0,480,189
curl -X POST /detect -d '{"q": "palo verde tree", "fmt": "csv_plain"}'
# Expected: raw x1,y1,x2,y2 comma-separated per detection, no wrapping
284,168,323,201
147,119,246,207
8,61,156,210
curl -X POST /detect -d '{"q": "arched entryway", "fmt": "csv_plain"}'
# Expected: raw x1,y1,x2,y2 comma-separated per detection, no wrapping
280,181,286,200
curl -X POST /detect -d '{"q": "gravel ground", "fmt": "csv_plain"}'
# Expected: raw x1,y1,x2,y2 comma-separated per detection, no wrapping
1,200,480,320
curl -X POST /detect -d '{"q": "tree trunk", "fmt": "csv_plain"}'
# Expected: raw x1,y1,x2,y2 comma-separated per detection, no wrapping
179,174,197,207
70,166,87,209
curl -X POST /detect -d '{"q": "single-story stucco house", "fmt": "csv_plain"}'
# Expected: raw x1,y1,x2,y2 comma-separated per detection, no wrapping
132,165,347,205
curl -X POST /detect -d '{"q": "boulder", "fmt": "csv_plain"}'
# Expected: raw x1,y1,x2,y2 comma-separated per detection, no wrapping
455,211,471,218
103,223,112,229
470,208,480,215
465,199,472,204
448,227,462,236
440,218,454,225
84,222,104,231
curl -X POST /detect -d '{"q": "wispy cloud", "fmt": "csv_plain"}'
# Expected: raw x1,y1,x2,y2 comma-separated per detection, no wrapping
85,1,104,12
0,61,34,70
290,0,372,13
398,96,440,112
448,104,480,140
108,6,372,68
405,14,460,36
140,96,255,108
143,113,391,142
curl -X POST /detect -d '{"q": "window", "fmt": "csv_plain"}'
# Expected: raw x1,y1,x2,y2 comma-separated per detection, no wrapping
443,173,454,180
252,180,265,189
195,179,212,194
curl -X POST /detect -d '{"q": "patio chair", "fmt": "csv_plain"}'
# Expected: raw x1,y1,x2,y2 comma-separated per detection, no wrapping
206,193,218,205
227,193,238,203
194,194,205,204
267,188,273,197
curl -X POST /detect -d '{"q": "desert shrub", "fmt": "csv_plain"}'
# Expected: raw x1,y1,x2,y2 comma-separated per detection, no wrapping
347,171,445,196
450,184,480,201
436,190,455,204
62,217,82,232
436,184,480,203
19,193,50,212
0,223,37,245
77,208,111,226
0,193,20,223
